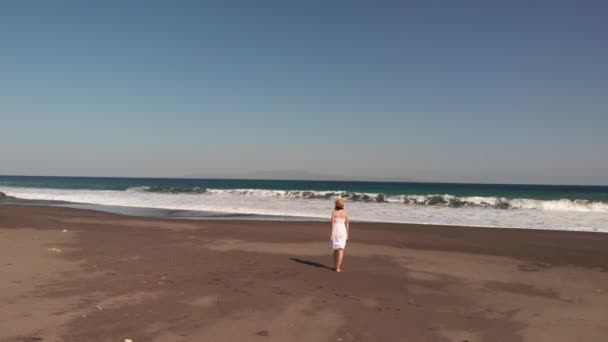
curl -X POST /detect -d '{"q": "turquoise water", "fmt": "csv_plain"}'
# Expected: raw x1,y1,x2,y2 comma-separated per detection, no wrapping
1,176,607,201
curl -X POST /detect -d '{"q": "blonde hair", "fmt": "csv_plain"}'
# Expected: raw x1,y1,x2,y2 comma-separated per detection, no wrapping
334,198,345,210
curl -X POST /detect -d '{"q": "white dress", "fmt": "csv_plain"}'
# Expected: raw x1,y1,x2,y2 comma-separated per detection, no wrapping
331,217,348,250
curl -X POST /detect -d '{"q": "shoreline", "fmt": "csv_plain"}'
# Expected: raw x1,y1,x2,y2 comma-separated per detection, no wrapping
2,177,608,232
1,205,608,341
2,199,606,234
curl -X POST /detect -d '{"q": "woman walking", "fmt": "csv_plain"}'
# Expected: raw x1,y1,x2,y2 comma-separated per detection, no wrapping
330,198,350,272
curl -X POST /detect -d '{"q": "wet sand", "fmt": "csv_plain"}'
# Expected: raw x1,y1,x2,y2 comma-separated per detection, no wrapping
1,205,608,341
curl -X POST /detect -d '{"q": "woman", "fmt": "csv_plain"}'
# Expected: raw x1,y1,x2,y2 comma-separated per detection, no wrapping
330,198,350,272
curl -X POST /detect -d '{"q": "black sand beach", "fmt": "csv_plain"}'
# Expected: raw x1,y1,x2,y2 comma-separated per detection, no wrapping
1,205,608,341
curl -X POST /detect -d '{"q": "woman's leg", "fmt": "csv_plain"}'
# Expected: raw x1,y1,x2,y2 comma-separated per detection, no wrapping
336,249,344,272
333,250,339,271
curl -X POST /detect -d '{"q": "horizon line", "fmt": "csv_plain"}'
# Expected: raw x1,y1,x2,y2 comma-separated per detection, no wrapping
1,174,607,187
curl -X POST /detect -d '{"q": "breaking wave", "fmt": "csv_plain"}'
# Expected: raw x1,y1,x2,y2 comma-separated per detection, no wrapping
126,186,207,194
3,185,608,232
122,187,608,213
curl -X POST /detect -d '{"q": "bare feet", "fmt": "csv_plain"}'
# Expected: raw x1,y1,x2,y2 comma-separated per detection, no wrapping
336,269,342,273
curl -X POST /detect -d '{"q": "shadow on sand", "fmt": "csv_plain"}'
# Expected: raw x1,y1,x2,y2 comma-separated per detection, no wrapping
289,257,333,271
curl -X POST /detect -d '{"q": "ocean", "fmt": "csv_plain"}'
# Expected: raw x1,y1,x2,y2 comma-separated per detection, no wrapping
1,176,607,232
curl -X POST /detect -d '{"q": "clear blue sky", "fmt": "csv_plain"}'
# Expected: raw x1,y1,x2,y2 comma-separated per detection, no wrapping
1,1,607,184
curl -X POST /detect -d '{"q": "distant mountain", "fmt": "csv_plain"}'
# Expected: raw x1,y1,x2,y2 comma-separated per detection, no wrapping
184,170,418,182
246,170,343,181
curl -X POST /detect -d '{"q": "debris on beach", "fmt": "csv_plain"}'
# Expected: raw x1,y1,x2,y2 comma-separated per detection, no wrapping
125,339,133,342
256,330,270,336
48,248,62,253
62,229,68,232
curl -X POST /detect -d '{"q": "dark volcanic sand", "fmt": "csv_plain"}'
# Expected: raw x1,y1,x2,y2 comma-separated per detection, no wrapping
1,205,608,341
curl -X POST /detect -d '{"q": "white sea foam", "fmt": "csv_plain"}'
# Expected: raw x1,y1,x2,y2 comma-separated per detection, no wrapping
140,188,608,213
2,186,607,232
396,194,608,212
125,186,151,192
